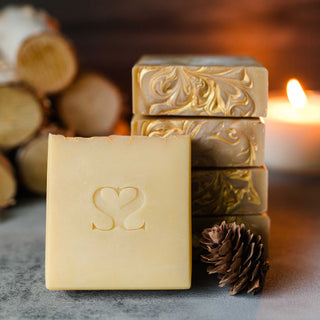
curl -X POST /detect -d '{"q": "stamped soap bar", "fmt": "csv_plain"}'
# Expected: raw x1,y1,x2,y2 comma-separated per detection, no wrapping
46,134,191,290
132,115,265,167
133,55,268,117
192,167,268,216
192,214,270,259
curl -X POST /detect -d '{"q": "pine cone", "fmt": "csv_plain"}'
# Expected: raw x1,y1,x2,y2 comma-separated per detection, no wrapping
200,221,269,295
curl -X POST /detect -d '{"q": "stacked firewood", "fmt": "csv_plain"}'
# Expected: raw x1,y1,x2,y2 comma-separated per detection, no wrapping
0,6,127,210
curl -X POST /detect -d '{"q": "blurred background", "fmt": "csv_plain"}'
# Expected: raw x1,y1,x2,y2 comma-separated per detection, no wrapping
0,0,319,200
2,0,320,95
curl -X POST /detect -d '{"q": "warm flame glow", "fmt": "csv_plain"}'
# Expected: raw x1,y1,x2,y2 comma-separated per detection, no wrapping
286,79,307,109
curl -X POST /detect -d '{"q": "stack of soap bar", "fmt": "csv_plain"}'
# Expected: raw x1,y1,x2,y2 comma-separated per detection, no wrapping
132,116,265,167
46,134,191,290
132,55,270,259
132,55,267,117
192,167,268,216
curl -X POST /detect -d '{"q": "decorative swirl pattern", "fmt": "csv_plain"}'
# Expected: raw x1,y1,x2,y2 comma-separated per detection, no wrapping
137,66,255,116
136,118,261,167
206,121,258,166
192,169,263,216
139,119,202,139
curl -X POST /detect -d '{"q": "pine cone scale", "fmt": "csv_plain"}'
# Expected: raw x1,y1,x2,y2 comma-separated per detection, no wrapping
219,239,233,255
242,243,255,265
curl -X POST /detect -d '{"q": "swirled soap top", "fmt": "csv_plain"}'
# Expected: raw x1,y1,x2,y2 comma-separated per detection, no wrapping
132,55,268,117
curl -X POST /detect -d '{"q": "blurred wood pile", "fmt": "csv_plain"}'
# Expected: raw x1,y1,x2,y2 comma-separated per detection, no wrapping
0,5,129,210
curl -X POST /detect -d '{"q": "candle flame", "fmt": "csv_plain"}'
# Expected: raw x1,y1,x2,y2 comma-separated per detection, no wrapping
286,79,307,109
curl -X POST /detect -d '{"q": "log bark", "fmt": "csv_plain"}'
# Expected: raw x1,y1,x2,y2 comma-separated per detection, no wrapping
0,154,16,209
57,72,123,136
0,85,44,150
16,126,73,195
0,6,77,94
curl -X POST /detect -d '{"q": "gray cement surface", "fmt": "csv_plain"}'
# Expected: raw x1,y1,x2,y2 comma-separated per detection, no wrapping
1,173,320,319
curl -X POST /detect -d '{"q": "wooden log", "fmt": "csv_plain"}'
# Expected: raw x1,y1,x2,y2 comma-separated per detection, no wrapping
16,134,48,195
16,125,73,195
0,154,16,209
0,6,77,94
57,72,123,136
0,85,44,150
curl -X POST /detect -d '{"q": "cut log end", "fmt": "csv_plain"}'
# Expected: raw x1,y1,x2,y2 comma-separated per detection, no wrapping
57,72,123,137
17,33,77,94
17,126,73,195
0,154,16,209
17,134,48,195
0,85,43,150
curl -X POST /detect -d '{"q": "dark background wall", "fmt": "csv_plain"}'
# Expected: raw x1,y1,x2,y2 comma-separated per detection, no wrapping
1,0,320,101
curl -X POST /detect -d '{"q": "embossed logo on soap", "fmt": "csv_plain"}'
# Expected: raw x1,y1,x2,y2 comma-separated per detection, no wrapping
92,186,145,231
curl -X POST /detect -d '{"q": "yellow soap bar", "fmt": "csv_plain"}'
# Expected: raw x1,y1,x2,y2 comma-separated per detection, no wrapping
133,55,268,117
192,167,268,216
132,115,265,167
46,134,191,290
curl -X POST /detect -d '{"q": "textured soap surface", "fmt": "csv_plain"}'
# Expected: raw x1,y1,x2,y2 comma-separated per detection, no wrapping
192,167,268,216
46,134,191,290
132,115,265,167
133,55,268,117
192,214,270,259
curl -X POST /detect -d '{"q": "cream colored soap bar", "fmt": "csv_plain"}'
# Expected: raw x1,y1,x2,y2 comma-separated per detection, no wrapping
132,115,265,167
192,214,270,259
46,134,191,290
192,167,268,216
133,55,268,117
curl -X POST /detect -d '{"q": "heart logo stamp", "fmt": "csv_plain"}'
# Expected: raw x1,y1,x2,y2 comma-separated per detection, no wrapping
92,186,145,231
